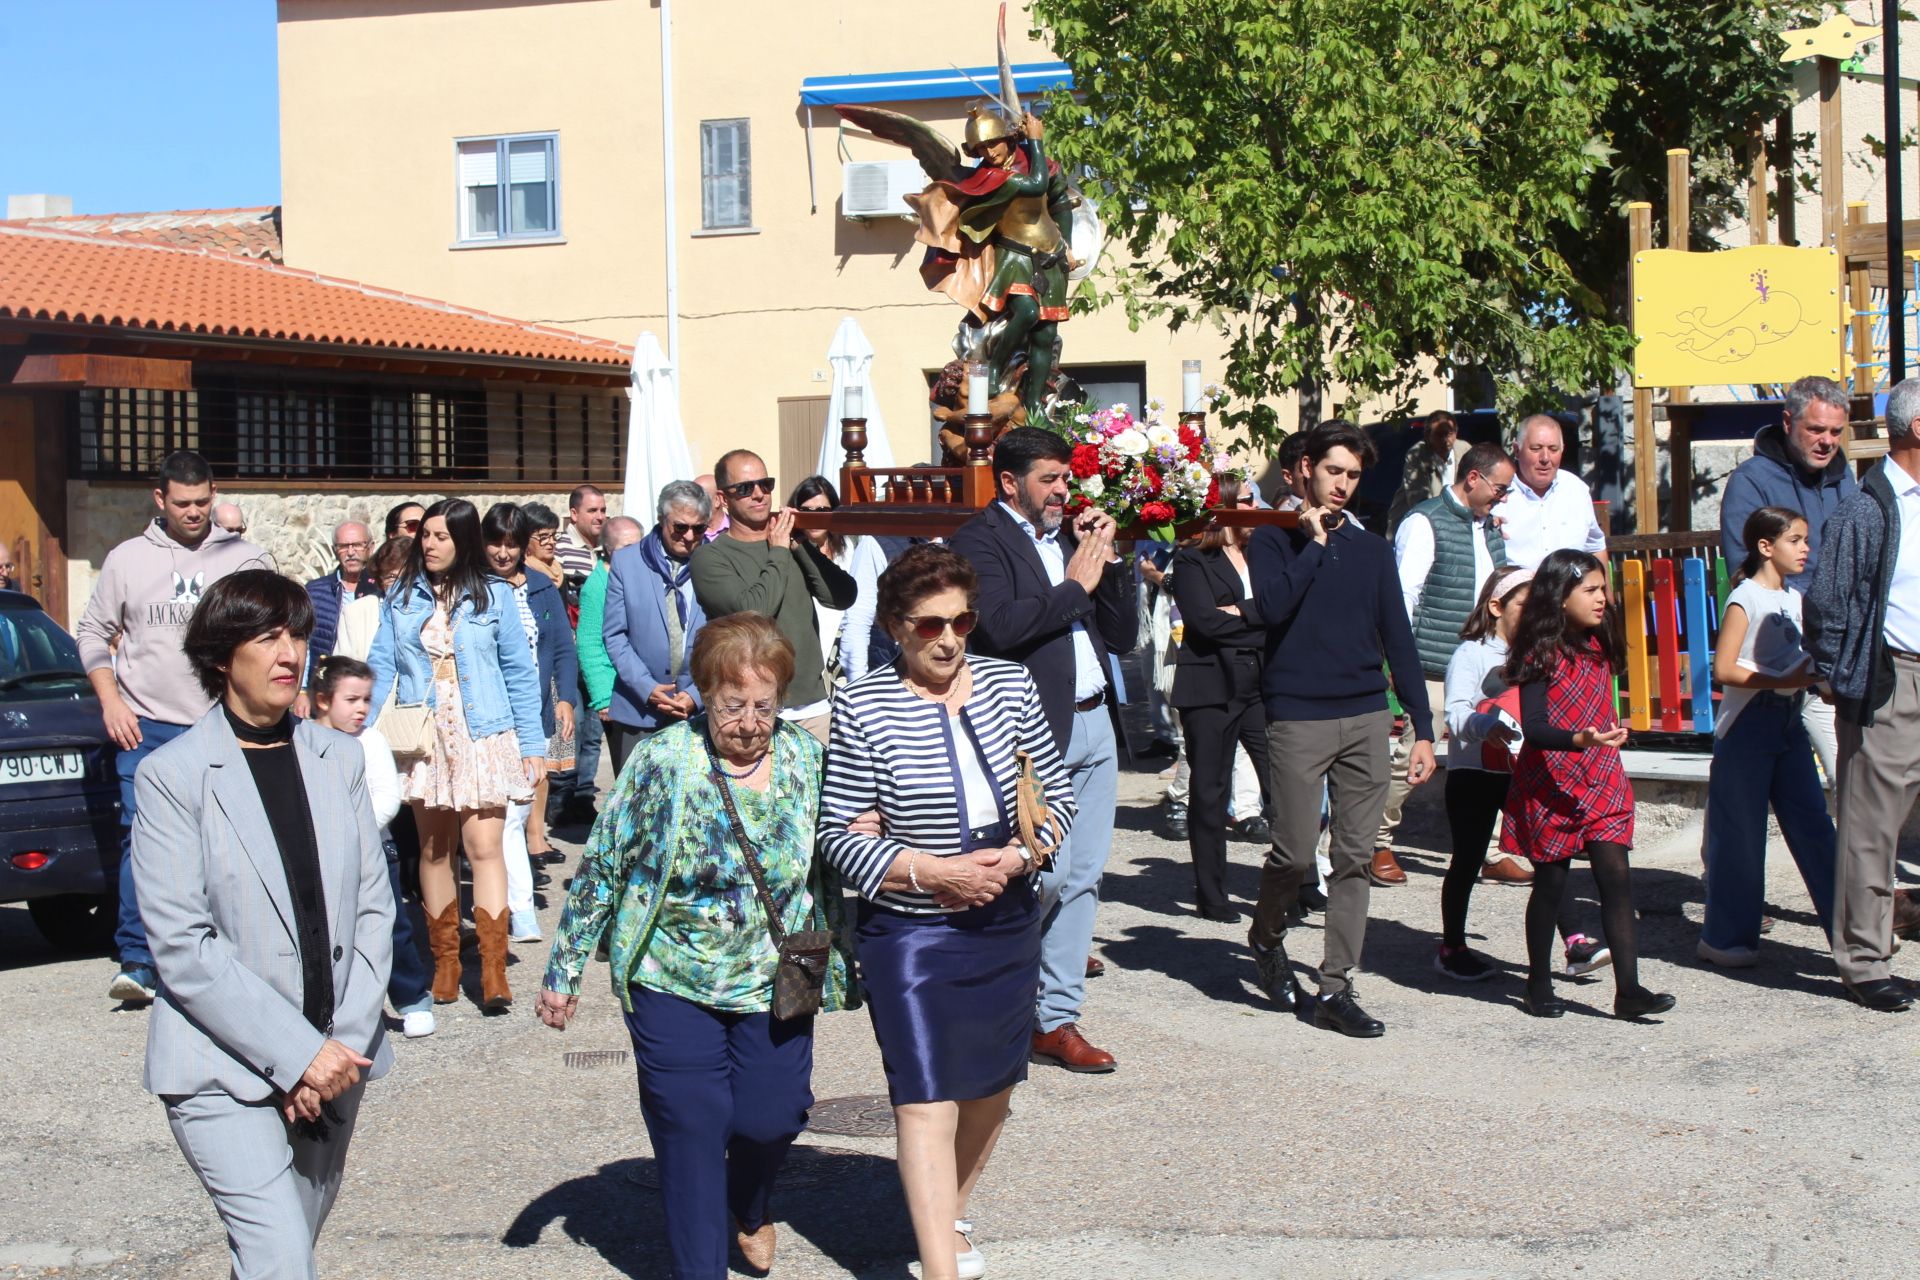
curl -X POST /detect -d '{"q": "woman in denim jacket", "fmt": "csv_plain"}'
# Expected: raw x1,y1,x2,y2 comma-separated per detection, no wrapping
369,498,545,1011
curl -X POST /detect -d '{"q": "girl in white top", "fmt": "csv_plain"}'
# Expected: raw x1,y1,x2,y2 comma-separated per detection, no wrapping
1436,566,1606,981
1698,507,1837,968
312,655,436,1038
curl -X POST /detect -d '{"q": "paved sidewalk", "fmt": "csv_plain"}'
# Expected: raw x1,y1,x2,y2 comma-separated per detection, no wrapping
3,768,1917,1278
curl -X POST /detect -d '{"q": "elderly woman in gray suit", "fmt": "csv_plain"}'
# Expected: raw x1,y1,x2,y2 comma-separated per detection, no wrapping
132,570,393,1280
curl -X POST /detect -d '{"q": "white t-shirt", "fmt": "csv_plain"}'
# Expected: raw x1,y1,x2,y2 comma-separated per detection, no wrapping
1717,579,1809,737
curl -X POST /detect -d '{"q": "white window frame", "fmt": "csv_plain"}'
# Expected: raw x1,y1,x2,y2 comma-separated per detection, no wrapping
699,118,754,232
453,131,562,246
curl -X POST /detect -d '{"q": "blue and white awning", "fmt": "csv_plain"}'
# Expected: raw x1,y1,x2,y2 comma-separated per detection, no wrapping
799,62,1073,107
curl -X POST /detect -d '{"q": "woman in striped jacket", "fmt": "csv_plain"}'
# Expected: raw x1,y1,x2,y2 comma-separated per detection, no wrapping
818,543,1075,1280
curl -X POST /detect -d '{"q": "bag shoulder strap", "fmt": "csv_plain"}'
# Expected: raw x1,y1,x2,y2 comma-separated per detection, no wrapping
709,752,788,950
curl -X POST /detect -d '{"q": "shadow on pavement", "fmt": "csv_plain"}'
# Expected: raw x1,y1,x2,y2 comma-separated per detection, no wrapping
503,1146,912,1276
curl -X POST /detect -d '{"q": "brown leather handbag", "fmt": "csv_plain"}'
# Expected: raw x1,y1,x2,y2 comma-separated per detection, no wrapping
713,765,833,1021
1015,748,1062,870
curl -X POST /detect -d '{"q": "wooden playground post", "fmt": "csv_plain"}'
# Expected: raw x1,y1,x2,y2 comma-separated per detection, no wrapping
1628,201,1657,533
1849,202,1873,413
1666,149,1693,532
1747,120,1769,246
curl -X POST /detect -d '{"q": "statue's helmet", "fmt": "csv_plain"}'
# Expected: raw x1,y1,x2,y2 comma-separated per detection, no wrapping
964,108,1015,157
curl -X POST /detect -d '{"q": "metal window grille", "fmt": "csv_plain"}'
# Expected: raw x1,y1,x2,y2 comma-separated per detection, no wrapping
72,378,625,487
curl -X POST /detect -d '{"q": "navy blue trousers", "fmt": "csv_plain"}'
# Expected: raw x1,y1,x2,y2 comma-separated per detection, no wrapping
623,985,814,1280
384,843,433,1015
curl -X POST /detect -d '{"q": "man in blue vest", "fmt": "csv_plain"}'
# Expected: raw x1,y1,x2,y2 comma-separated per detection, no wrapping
1371,442,1515,886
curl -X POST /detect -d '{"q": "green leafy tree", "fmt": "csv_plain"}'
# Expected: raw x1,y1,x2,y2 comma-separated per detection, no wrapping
1034,1,1833,442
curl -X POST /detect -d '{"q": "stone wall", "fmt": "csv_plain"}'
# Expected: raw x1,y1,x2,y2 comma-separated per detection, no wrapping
61,481,630,630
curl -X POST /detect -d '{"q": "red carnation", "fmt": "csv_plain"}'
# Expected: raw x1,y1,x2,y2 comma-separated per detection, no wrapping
1066,493,1092,514
1180,424,1205,461
1140,501,1176,524
1070,443,1102,479
1204,479,1220,508
1141,465,1164,496
1104,459,1124,480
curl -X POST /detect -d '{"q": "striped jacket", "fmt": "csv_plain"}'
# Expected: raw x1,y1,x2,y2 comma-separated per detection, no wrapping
817,656,1077,914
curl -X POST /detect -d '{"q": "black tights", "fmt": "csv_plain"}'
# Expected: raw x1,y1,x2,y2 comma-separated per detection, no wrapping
1443,770,1586,949
1526,842,1640,997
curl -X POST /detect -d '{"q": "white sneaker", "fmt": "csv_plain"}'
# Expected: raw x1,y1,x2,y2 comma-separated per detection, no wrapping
509,909,543,943
908,1220,986,1279
402,1009,437,1038
1696,939,1759,968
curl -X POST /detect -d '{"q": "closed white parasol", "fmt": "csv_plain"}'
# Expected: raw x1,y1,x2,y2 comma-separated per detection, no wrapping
816,316,897,479
622,331,696,517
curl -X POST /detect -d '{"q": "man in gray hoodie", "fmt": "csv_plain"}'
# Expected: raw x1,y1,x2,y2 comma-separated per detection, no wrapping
76,450,272,1005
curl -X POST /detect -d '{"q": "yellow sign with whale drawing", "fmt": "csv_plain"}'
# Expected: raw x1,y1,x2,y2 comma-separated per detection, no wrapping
1631,245,1841,388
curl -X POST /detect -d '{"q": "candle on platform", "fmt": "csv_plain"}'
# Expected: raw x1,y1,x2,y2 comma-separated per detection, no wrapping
1181,359,1203,414
966,362,989,416
844,384,864,420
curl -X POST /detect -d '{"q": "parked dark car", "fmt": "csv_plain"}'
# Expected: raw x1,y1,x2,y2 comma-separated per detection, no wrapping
0,590,121,953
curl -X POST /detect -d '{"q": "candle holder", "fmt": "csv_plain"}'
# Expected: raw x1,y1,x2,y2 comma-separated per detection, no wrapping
840,417,869,469
1179,409,1207,438
964,413,996,464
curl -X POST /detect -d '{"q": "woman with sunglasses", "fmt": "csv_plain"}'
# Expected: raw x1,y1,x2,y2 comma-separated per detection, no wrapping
817,544,1075,1280
1166,473,1274,923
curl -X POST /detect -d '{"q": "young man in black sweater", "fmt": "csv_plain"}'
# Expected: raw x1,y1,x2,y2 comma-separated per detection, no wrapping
1246,419,1437,1037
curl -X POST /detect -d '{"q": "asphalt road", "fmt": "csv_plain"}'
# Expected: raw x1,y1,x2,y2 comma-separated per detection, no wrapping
4,750,1917,1278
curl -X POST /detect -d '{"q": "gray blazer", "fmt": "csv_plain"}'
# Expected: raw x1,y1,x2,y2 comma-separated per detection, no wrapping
133,709,395,1102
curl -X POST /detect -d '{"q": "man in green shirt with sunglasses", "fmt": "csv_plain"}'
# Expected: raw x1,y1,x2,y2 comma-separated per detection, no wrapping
690,450,857,744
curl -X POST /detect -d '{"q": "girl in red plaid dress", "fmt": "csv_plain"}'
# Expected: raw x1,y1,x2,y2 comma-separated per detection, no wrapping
1501,549,1676,1022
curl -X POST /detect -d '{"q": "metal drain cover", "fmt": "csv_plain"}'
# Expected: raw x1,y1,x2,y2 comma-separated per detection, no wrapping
564,1049,630,1069
808,1094,896,1137
626,1145,873,1189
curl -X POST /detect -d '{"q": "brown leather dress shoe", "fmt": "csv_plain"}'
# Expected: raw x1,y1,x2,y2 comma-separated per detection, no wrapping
1367,847,1407,886
1030,1022,1117,1073
1896,890,1920,941
734,1220,776,1274
1085,954,1106,978
1480,856,1534,885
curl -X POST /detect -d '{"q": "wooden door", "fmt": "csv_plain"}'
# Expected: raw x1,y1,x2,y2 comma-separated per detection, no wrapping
776,395,830,497
0,394,64,621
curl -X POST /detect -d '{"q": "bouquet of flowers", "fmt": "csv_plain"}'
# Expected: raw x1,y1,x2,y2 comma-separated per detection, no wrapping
1056,401,1246,541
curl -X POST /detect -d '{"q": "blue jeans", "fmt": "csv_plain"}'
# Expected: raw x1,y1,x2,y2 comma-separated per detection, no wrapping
1702,693,1837,952
571,698,603,801
385,842,433,1015
623,985,814,1280
114,716,191,968
1036,704,1118,1033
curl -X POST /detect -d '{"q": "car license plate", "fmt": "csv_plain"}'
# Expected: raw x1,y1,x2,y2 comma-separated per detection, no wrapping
0,750,85,786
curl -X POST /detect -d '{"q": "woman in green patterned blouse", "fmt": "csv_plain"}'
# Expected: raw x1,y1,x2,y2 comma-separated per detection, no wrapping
537,613,855,1280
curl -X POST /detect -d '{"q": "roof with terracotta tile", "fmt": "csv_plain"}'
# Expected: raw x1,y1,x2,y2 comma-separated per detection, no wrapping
0,206,284,261
0,223,633,370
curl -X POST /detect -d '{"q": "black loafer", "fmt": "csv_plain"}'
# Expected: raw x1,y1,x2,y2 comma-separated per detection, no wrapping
1252,940,1300,1010
1313,990,1385,1038
1198,902,1242,924
532,870,553,890
1297,884,1329,912
1523,989,1566,1018
1614,988,1678,1020
1845,978,1913,1013
1229,816,1272,844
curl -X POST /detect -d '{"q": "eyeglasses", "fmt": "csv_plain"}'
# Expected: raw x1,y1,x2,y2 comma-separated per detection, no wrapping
531,531,558,545
399,518,422,533
798,501,834,513
904,610,978,640
667,521,705,537
334,540,371,553
715,700,778,725
724,476,778,498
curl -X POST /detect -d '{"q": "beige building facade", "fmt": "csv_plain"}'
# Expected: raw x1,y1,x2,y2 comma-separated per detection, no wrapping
277,0,1440,488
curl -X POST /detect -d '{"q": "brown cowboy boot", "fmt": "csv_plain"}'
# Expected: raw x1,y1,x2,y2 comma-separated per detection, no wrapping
473,907,513,1011
425,900,463,1005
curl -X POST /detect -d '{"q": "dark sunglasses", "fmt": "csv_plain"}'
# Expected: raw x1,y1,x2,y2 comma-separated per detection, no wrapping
668,520,705,537
904,610,978,640
399,518,421,532
725,476,778,498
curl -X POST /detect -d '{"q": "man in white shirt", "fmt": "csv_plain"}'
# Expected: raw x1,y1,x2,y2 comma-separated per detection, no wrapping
1493,414,1607,569
1373,443,1517,885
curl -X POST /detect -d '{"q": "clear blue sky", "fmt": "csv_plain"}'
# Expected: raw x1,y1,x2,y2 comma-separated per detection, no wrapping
1,1,279,214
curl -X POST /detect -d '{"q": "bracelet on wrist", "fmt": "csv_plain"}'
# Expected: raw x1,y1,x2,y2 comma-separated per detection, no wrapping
907,851,922,894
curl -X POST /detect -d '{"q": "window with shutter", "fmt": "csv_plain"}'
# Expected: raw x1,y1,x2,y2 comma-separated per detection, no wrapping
700,118,752,230
454,132,560,243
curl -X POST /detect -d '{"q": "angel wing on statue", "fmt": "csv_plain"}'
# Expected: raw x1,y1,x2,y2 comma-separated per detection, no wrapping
837,101,1085,427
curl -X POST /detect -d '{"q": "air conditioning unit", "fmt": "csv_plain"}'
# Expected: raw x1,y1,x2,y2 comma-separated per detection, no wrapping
842,160,925,220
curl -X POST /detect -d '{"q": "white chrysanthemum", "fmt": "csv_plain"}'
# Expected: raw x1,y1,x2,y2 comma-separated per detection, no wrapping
1082,473,1106,498
1109,428,1150,458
